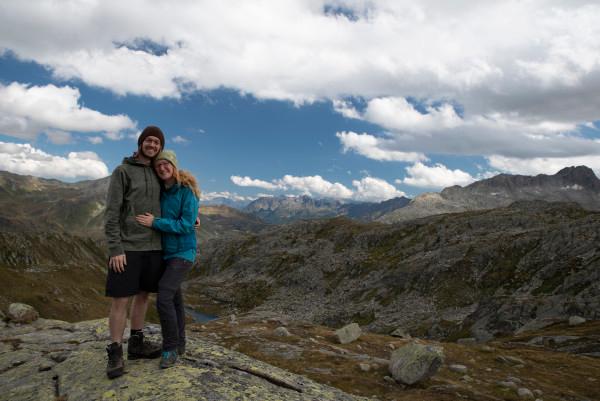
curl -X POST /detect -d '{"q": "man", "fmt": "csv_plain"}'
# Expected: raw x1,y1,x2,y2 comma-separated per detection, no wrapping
104,126,165,379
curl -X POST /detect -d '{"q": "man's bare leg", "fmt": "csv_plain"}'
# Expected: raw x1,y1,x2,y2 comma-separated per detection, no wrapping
109,297,130,343
130,291,149,330
127,291,161,359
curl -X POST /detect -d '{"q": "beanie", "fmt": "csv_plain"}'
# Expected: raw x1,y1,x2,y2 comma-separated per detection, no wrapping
138,126,165,150
154,150,178,169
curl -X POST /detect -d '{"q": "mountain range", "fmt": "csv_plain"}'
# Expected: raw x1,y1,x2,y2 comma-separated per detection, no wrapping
379,166,600,223
2,166,598,230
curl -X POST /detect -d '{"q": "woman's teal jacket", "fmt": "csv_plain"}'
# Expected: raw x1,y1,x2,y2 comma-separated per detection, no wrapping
152,183,199,262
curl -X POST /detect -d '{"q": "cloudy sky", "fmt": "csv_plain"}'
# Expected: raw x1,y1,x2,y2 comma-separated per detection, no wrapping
1,0,600,202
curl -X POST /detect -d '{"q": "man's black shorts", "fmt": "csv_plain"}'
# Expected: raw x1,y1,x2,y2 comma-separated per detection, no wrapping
105,250,164,297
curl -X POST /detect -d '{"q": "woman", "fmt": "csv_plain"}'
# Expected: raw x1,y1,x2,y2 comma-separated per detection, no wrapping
135,150,200,369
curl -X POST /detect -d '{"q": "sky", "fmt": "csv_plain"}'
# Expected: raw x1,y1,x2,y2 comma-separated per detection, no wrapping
1,0,600,203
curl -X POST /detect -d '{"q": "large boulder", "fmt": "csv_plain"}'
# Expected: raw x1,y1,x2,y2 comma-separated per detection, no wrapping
7,303,39,324
335,323,361,344
388,342,444,385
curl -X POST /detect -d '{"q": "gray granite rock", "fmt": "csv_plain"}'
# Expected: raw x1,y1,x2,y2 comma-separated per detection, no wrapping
274,326,292,337
7,303,39,324
335,323,361,345
388,342,444,385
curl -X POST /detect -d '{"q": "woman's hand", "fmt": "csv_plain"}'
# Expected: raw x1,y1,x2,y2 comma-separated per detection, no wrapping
135,212,155,227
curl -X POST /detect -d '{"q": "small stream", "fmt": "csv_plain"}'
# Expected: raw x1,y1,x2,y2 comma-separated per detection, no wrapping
184,306,218,323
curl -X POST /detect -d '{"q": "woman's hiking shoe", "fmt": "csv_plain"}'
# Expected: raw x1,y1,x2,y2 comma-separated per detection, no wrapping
127,332,161,360
159,350,178,369
106,342,124,379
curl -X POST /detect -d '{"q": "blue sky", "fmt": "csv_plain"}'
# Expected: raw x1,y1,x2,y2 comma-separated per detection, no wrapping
1,1,600,202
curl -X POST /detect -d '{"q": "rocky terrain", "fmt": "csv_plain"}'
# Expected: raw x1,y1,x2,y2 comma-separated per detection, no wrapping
0,306,369,401
189,201,600,342
1,304,598,401
379,166,600,223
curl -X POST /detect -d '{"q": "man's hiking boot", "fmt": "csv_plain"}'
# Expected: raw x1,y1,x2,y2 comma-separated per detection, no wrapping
127,332,161,360
159,350,178,369
106,342,124,379
177,342,185,356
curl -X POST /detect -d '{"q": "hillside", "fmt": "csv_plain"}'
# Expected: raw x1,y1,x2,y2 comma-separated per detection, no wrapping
188,201,600,341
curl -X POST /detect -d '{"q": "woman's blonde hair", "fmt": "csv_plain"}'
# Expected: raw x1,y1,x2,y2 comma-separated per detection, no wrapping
173,167,201,199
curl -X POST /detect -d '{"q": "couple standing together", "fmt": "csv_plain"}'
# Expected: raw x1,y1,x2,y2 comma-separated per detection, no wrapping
104,126,200,379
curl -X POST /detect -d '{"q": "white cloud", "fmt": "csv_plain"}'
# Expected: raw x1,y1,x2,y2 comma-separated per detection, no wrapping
230,172,402,201
337,131,427,162
364,97,463,133
0,141,109,180
173,135,188,143
399,162,476,189
45,130,73,145
333,99,362,119
1,1,599,118
336,97,600,161
486,155,600,177
352,176,405,202
230,175,279,190
4,2,600,168
0,82,136,140
274,174,354,199
200,191,255,202
88,136,103,144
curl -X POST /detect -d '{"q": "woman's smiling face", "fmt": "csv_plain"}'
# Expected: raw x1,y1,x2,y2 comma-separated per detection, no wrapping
155,159,175,181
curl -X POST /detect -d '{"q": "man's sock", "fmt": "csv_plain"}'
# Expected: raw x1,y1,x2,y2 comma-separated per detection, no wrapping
130,329,143,337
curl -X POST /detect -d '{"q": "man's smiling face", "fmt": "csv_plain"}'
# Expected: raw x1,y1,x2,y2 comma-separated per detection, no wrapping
140,136,162,159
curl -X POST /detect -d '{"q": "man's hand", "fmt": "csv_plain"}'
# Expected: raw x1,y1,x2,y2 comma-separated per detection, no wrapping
109,254,127,273
135,212,155,227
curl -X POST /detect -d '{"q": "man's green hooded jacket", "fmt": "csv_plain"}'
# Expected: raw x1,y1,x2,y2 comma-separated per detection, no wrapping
104,157,162,257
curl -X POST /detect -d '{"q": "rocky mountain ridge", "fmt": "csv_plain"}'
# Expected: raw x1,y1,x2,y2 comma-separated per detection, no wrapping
379,166,600,223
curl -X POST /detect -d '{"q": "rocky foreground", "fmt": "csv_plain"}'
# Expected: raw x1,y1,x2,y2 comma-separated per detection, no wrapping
0,309,369,401
2,304,599,401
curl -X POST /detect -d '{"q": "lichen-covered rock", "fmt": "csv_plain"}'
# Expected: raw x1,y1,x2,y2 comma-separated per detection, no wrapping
0,318,369,401
390,328,411,339
388,342,444,385
569,316,586,326
7,303,39,324
335,323,361,344
274,326,291,337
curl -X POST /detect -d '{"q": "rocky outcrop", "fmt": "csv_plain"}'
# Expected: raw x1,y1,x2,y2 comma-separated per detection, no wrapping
0,316,368,401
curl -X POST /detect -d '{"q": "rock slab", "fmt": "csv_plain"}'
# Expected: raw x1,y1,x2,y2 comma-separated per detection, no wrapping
388,342,444,385
335,323,361,344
